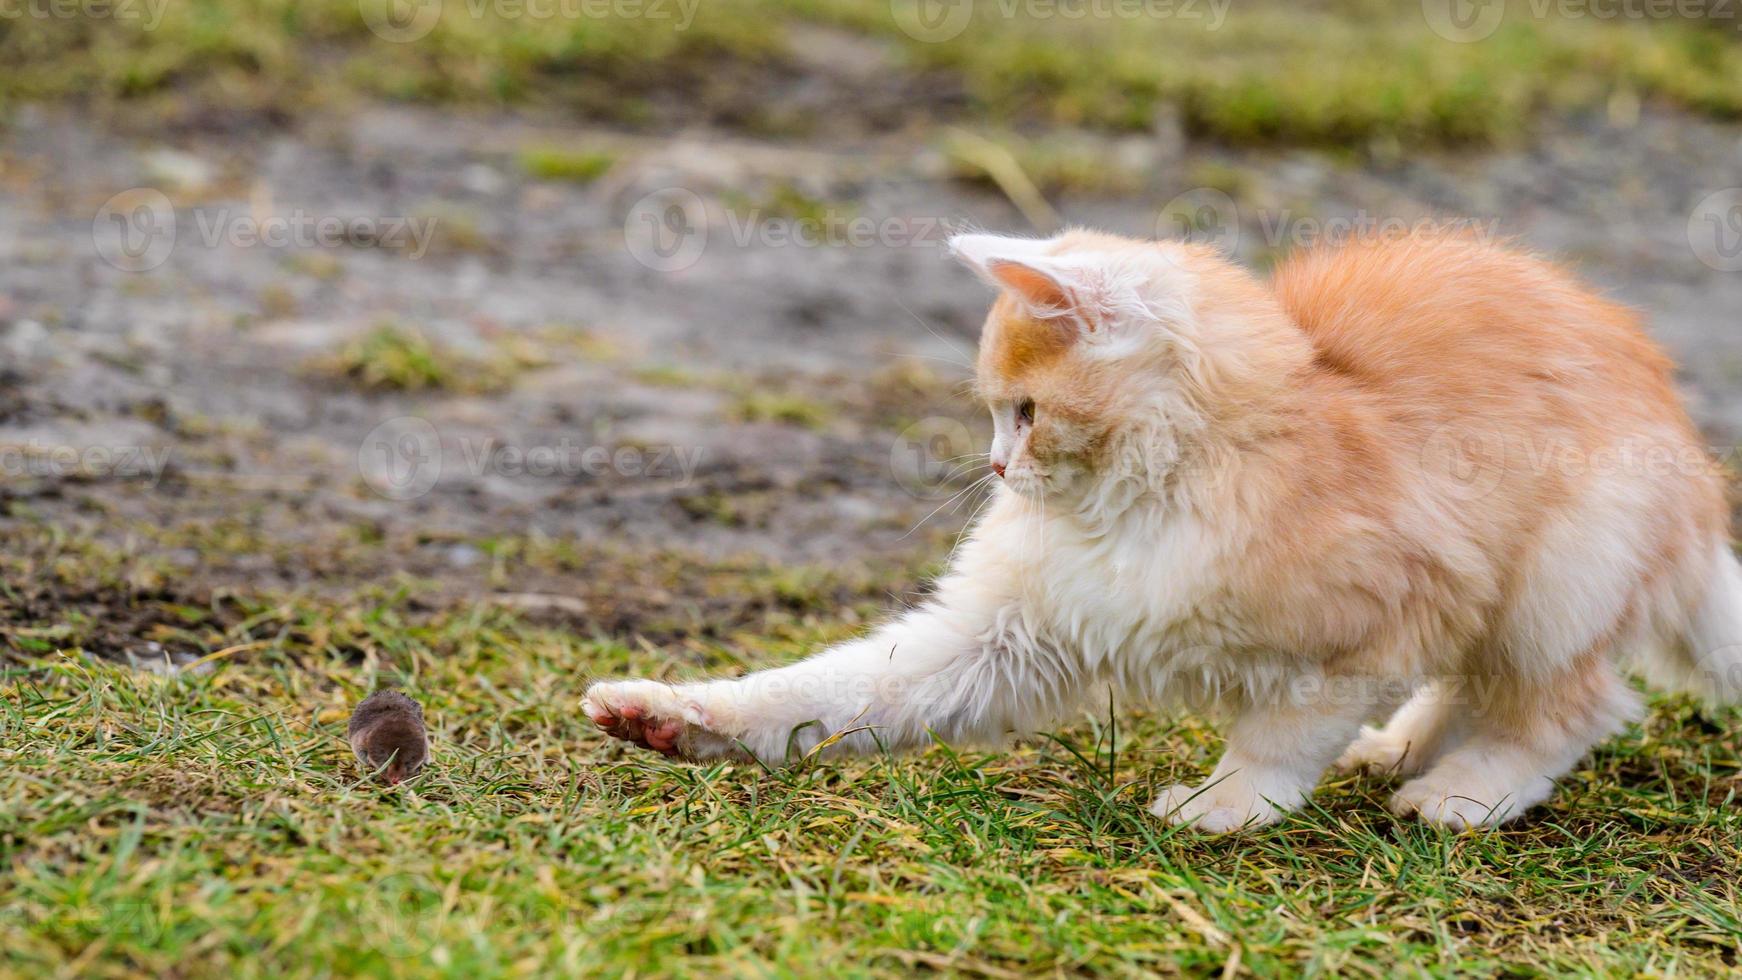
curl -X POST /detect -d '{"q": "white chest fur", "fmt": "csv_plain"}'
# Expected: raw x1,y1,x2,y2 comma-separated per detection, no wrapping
957,493,1290,710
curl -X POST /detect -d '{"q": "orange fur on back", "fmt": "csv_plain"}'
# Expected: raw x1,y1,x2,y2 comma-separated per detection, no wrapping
1274,234,1685,433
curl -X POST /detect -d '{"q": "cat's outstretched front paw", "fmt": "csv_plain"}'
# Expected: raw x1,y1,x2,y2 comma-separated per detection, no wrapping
1149,775,1293,833
582,680,736,759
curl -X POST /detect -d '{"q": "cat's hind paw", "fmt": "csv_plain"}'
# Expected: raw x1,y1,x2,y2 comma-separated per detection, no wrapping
1388,765,1530,830
1334,725,1427,777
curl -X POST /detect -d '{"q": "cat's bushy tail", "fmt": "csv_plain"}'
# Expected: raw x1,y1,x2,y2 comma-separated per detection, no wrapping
1646,540,1742,706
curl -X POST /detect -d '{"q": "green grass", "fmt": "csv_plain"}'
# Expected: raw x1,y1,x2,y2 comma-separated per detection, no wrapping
729,390,835,430
941,129,1150,197
517,147,616,184
308,323,517,394
3,533,1741,977
817,0,1742,144
626,363,855,431
4,0,1739,147
632,363,706,388
723,183,845,226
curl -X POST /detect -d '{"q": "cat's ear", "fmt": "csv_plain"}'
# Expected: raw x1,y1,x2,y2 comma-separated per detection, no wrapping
948,233,1100,326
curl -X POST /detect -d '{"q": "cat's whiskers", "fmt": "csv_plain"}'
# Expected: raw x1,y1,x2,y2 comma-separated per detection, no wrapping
895,297,974,366
942,474,1006,564
885,351,976,372
946,470,993,515
932,450,991,470
900,470,998,541
933,457,993,485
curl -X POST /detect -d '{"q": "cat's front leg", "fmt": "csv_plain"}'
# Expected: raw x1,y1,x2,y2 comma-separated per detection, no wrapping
1151,681,1373,832
584,584,1073,763
580,677,742,759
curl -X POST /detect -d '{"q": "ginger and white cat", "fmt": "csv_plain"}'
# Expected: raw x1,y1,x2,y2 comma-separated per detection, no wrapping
584,228,1742,831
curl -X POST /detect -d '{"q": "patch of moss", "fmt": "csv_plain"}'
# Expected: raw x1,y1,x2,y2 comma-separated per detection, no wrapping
730,391,834,430
636,366,712,393
518,147,616,183
943,130,1149,197
309,322,516,394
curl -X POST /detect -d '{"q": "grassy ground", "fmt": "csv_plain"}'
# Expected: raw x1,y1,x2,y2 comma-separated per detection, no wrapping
6,0,1742,976
3,530,1740,977
3,0,1739,145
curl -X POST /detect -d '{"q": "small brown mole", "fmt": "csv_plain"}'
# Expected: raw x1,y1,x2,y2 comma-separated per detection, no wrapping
347,690,428,785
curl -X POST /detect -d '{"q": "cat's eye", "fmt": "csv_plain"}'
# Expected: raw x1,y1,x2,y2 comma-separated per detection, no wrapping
1017,399,1036,425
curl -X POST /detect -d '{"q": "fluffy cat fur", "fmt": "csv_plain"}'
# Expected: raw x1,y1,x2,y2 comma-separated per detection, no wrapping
584,228,1742,831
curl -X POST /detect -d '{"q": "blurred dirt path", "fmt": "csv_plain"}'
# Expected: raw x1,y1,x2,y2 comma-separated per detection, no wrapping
2,105,1739,605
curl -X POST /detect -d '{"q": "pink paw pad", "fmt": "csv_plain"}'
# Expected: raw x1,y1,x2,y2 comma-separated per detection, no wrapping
582,692,687,757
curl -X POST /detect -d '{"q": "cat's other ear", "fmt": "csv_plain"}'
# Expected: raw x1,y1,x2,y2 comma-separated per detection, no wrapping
947,233,1092,322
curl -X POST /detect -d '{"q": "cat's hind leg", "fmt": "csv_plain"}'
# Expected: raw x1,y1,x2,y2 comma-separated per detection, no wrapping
1389,649,1636,829
1334,681,1467,778
1152,685,1374,833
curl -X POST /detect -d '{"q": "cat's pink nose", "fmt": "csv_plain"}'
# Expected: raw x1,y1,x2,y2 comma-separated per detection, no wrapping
992,461,1006,478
